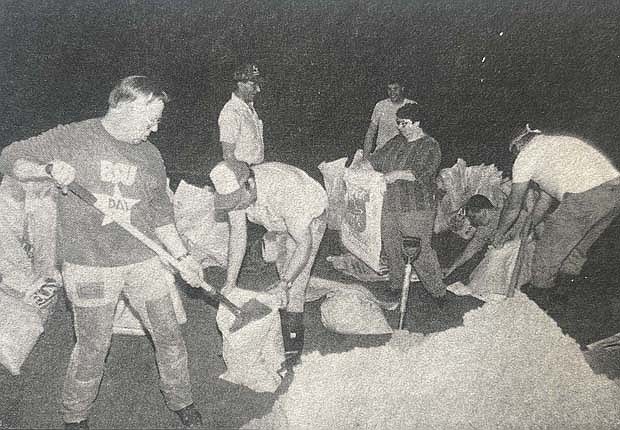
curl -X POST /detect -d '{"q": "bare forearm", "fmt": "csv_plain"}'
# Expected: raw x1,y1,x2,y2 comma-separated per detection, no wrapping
363,125,377,156
225,211,247,286
154,223,189,259
13,159,49,181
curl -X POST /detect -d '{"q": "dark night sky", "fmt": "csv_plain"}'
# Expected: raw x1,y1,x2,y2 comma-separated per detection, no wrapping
2,0,620,177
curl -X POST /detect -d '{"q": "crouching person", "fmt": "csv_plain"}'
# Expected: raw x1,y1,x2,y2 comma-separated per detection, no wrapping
0,76,204,429
210,160,327,368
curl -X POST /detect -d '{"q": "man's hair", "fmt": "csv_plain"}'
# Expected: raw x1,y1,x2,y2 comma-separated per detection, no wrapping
108,75,170,109
386,76,405,87
464,194,495,215
396,103,425,124
508,123,542,153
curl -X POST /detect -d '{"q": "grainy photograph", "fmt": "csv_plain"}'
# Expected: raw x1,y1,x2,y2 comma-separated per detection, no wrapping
1,1,620,429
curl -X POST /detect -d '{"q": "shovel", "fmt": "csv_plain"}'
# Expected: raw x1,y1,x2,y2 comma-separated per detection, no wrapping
398,236,421,330
64,181,271,333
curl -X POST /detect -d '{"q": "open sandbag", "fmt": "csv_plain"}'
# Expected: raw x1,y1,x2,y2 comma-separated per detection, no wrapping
173,180,229,268
216,288,284,393
340,167,386,272
318,157,348,230
0,288,44,375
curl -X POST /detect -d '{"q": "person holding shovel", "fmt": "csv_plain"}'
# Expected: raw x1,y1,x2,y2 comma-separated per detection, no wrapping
209,160,328,368
493,124,620,296
0,76,204,429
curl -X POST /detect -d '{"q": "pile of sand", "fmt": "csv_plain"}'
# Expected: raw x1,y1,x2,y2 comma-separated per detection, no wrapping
245,292,620,429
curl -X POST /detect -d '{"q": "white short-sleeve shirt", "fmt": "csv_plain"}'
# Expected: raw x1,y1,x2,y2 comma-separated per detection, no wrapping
218,93,264,165
245,162,328,236
370,98,416,150
512,135,619,200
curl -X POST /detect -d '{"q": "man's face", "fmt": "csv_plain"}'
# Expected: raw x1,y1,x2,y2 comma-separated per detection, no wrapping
468,210,490,227
237,80,261,103
120,95,165,144
387,83,404,103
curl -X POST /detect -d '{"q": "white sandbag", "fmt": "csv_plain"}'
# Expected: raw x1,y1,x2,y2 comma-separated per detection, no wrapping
111,284,187,336
216,288,284,393
340,168,386,273
468,238,534,298
0,288,44,375
320,289,393,335
435,159,505,237
318,157,348,230
306,276,398,311
173,181,229,268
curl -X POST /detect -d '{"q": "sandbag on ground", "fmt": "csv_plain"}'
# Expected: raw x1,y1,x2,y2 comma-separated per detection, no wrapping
0,289,44,375
245,292,620,429
216,289,285,393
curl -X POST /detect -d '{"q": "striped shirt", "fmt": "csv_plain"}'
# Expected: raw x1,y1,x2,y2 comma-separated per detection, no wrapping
369,134,441,212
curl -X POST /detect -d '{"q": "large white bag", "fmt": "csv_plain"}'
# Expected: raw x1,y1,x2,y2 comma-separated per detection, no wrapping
173,181,230,268
340,168,386,273
216,289,285,393
318,157,348,230
0,289,44,375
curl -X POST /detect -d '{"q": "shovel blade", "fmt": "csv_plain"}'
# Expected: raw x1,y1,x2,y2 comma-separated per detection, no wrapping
228,298,273,333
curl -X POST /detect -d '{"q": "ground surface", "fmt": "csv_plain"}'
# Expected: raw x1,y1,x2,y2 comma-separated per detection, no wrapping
1,225,620,429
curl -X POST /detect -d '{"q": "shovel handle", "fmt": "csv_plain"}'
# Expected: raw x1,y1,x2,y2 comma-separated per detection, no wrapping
65,182,244,314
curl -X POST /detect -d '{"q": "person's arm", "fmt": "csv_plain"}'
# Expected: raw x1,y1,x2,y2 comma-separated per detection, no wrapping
363,121,379,157
444,232,488,276
492,181,529,247
277,224,313,285
221,141,237,161
529,189,554,228
221,209,248,295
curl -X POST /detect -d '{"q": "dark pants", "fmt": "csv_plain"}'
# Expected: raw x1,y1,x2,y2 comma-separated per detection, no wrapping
533,178,620,289
381,207,446,297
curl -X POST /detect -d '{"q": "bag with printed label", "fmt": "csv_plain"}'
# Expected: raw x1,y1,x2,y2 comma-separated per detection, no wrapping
340,168,386,273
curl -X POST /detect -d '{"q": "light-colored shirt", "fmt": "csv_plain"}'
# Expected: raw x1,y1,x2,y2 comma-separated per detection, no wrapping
512,135,619,201
370,98,416,150
218,93,264,165
246,162,327,236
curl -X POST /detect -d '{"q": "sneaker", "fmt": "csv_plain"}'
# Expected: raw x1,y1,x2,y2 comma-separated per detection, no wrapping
64,420,89,430
175,403,203,428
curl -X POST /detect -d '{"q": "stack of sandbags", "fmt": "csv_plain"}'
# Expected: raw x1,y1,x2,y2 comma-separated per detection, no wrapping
245,293,620,429
435,159,506,238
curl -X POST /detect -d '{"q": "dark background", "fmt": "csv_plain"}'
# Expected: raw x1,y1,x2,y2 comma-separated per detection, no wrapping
2,0,620,179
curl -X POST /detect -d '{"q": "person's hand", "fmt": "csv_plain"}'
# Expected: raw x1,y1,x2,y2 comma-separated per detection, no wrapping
384,170,415,184
220,282,236,297
177,254,204,288
267,280,290,309
490,233,506,249
46,160,76,187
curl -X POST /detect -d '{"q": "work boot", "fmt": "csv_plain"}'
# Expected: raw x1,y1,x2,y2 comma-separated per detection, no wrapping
279,310,305,368
174,403,203,428
64,420,89,430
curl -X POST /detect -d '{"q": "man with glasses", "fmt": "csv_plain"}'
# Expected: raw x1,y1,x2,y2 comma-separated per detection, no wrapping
0,76,204,429
363,78,416,157
219,63,265,165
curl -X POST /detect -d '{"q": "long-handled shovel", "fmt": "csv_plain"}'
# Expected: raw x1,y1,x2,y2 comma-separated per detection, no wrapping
506,212,534,298
398,236,421,330
65,181,271,333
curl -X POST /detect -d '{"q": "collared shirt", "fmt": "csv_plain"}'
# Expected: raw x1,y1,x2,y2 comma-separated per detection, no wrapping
370,98,416,150
218,92,264,165
369,134,441,212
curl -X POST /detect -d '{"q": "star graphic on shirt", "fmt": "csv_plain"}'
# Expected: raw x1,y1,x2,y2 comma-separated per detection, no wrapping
92,184,140,226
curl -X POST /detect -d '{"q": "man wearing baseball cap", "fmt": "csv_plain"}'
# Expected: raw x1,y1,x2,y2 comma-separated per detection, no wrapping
218,63,265,165
210,160,328,367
